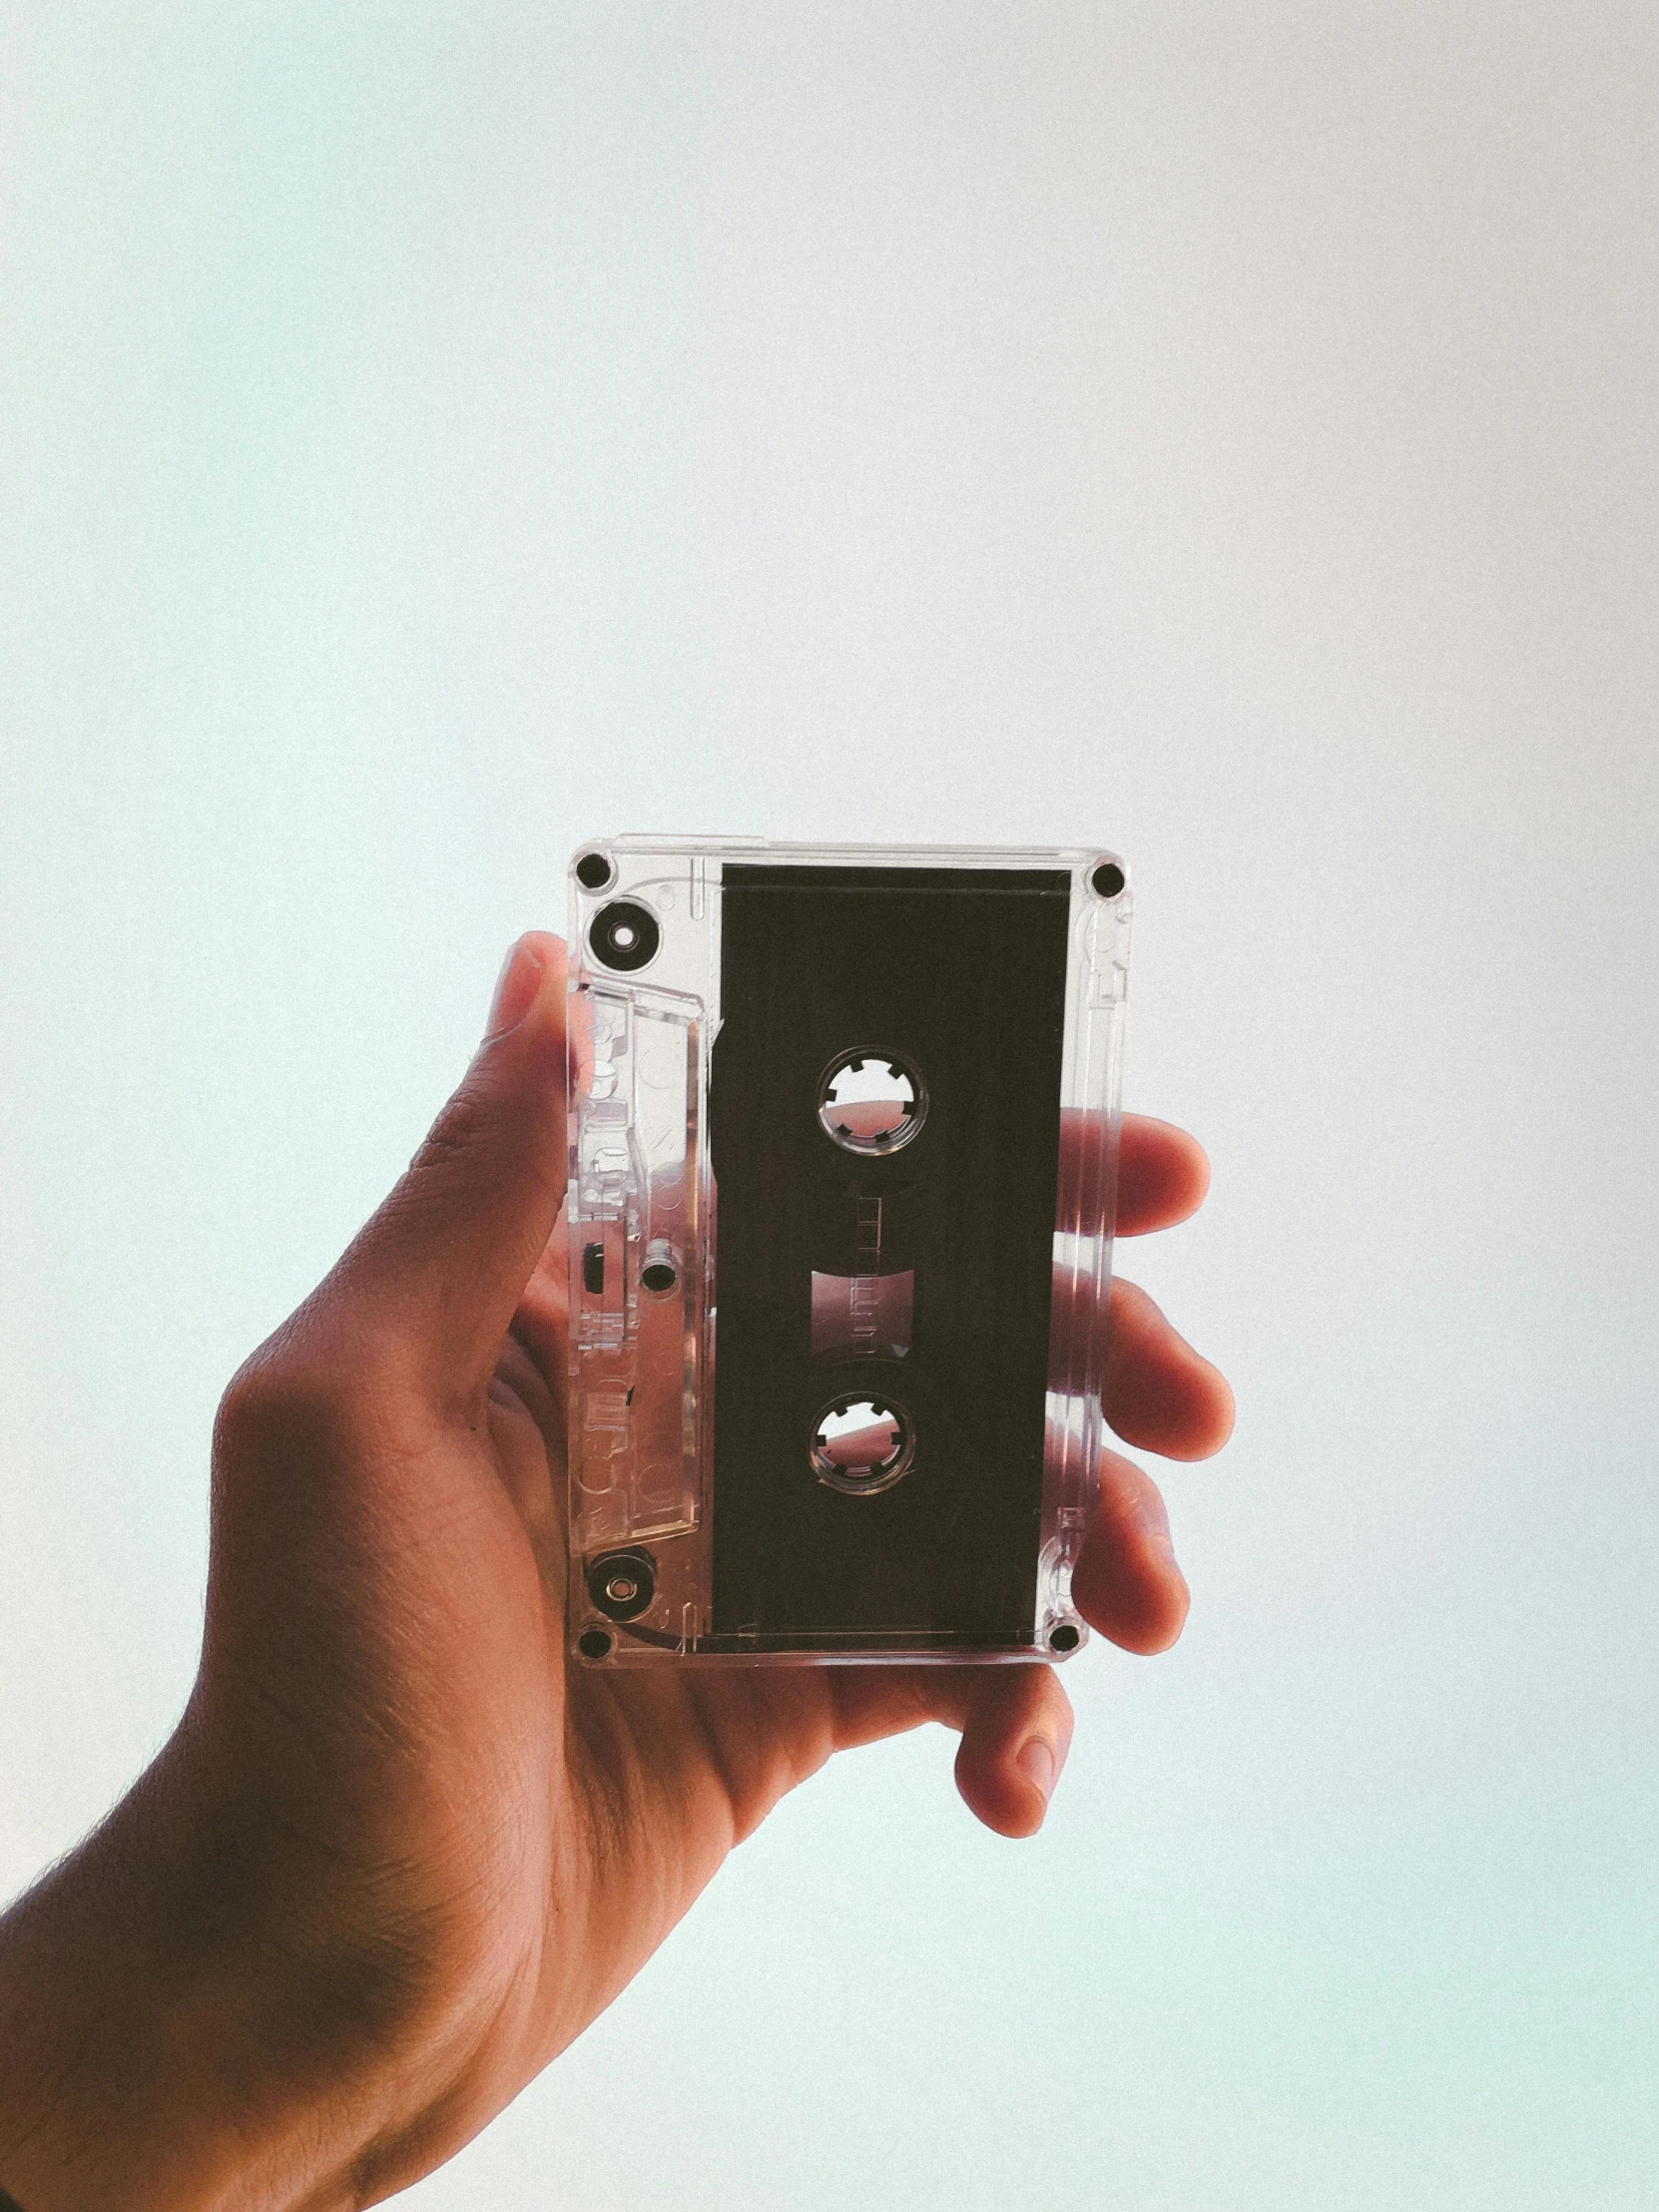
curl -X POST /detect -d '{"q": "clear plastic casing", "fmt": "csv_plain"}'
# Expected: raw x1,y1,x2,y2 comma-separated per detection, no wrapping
566,838,1131,1666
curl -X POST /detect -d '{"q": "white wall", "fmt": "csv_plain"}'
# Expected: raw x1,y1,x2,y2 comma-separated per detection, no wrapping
2,5,1655,2205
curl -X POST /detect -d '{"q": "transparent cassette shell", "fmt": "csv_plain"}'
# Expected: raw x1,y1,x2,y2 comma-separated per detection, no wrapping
567,839,1131,1666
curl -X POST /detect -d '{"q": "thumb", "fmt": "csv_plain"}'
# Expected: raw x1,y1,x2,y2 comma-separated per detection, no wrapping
332,932,568,1405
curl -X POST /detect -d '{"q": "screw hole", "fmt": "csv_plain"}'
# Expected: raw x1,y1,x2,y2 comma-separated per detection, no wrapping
578,1628,614,1660
1049,1623,1081,1653
575,849,615,891
641,1261,677,1294
1090,861,1125,899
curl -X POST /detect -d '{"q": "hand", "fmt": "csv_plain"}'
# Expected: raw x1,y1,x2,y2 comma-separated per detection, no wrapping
0,933,1233,2211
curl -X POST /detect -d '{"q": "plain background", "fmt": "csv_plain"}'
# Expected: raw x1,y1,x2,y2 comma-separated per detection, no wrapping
3,5,1656,2206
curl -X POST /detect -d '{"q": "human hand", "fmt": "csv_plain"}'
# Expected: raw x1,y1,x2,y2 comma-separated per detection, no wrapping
0,933,1232,2210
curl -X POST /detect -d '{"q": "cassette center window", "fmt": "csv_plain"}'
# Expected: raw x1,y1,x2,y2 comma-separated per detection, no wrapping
567,838,1132,1666
810,1265,914,1363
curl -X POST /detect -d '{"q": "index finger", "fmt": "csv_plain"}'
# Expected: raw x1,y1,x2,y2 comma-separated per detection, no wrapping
1059,1111,1212,1239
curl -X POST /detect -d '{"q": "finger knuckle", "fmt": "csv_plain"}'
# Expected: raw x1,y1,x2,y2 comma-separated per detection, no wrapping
215,1316,399,1471
1108,1277,1161,1329
393,1070,536,1228
216,1343,345,1461
417,1076,498,1168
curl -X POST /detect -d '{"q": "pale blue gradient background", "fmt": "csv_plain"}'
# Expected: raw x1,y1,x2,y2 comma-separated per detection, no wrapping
3,5,1657,2205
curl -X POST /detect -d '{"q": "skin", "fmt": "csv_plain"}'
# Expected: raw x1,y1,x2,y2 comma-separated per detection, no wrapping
0,932,1233,2211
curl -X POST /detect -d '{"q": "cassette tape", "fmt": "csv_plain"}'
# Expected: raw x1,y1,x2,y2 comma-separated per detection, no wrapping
566,839,1131,1666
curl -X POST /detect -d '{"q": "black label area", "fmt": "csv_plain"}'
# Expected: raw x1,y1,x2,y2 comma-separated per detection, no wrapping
708,864,1072,1648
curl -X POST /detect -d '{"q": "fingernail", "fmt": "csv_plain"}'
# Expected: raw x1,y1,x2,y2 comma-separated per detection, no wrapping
1016,1738,1056,1806
485,936,545,1039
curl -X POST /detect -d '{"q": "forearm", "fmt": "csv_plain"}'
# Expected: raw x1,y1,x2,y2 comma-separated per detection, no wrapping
0,1744,356,2212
